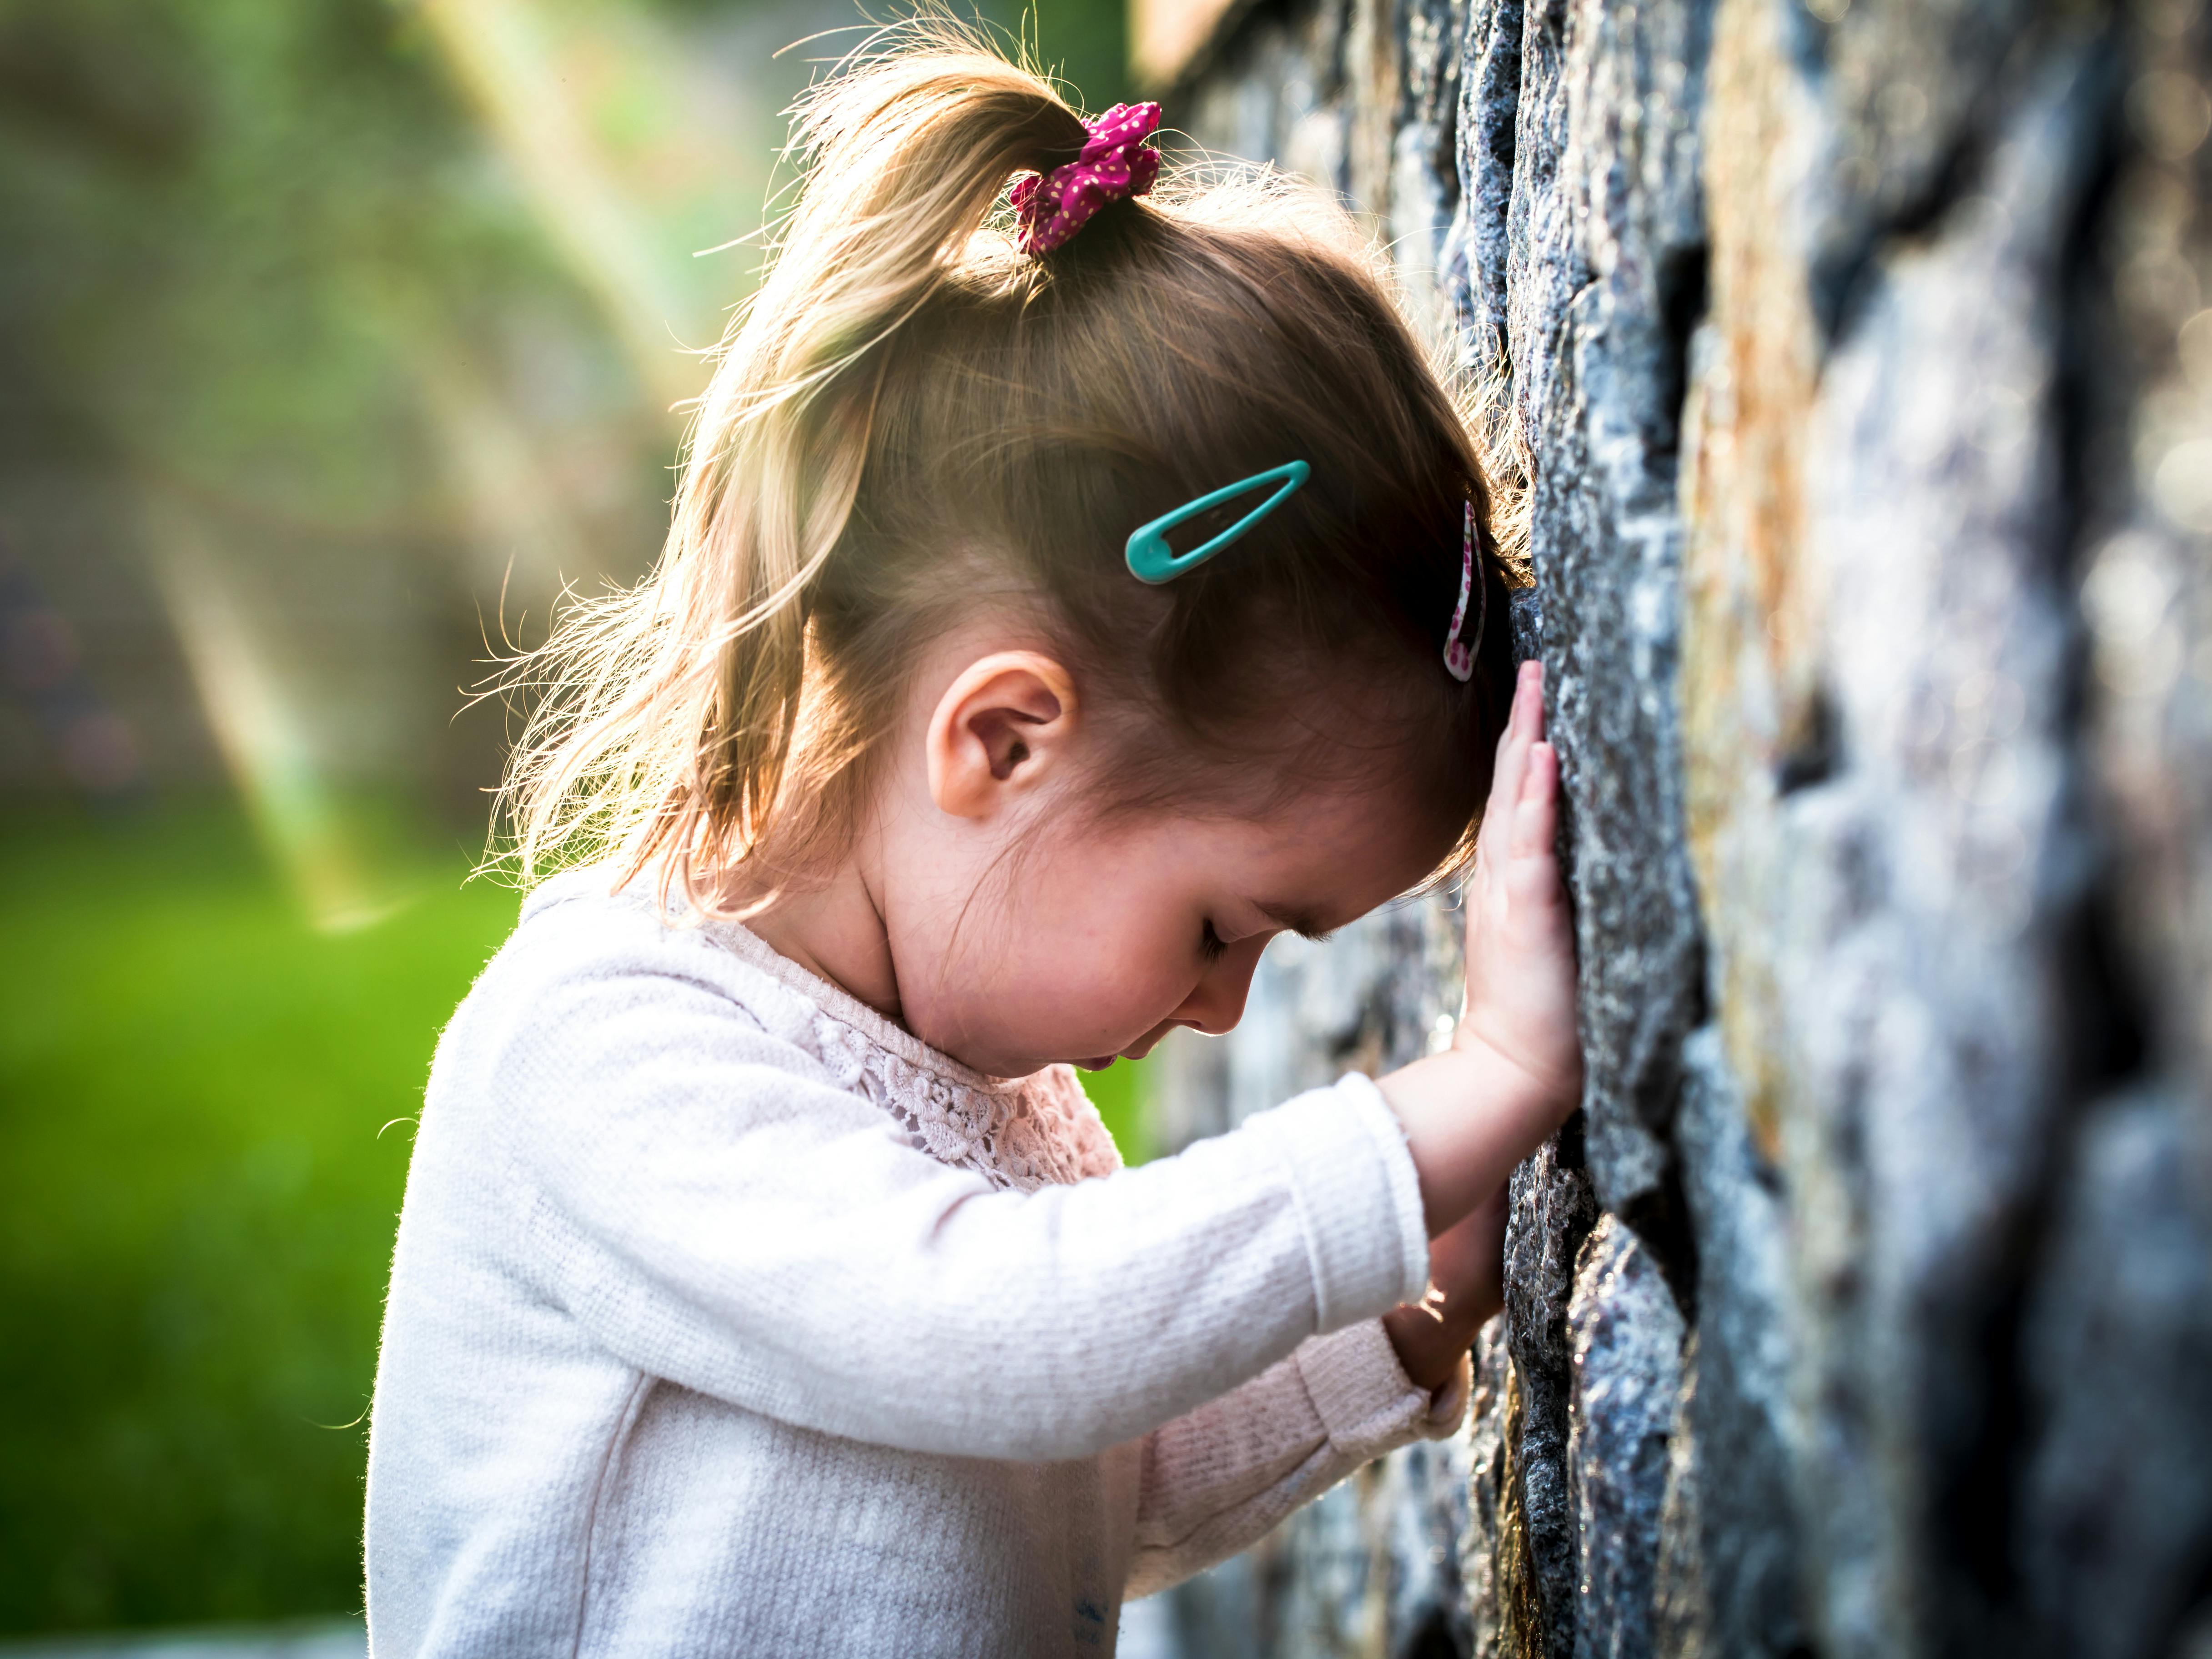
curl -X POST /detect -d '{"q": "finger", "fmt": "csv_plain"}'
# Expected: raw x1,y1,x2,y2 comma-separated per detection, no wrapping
1482,670,1533,829
1509,740,1559,860
1485,664,1540,842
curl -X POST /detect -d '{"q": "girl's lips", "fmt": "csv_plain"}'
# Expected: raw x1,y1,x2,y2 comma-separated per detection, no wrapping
1075,1055,1117,1072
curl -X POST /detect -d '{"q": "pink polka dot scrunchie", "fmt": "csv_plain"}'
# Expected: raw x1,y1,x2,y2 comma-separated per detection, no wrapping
1010,102,1162,255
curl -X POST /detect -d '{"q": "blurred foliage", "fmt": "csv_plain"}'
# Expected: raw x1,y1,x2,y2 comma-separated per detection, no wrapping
0,0,1127,539
0,0,600,526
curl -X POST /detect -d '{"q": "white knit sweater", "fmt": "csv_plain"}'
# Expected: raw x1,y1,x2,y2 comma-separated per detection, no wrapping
366,873,1467,1658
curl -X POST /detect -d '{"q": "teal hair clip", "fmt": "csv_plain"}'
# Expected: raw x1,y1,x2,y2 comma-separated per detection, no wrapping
1124,460,1310,585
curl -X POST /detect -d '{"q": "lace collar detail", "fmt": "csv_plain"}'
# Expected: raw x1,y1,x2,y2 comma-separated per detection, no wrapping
705,920,1120,1194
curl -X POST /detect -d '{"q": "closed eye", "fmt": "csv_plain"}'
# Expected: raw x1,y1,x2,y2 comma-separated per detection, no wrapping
1200,919,1229,963
1253,900,1334,944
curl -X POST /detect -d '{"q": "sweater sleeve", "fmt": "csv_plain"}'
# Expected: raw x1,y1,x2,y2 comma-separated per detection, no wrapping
1124,1319,1472,1599
473,935,1433,1463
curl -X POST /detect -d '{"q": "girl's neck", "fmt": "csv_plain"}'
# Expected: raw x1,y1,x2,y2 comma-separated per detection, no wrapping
738,840,906,1026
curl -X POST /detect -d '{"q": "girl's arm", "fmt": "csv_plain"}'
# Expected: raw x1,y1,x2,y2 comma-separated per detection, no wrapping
490,935,1432,1463
1124,1191,1503,1596
1126,1319,1470,1599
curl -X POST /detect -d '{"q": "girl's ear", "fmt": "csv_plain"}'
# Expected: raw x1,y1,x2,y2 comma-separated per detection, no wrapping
926,652,1081,818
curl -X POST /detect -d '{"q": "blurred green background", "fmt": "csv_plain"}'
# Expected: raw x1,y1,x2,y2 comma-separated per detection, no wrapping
0,0,1142,1635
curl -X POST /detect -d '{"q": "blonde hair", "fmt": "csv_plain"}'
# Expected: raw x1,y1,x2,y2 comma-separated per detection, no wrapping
497,18,1518,914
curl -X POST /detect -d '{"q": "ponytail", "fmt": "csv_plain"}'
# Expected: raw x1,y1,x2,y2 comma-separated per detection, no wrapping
498,20,1515,915
498,21,1082,909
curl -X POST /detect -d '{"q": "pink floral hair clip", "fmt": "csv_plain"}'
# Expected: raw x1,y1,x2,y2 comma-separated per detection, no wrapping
1010,102,1162,256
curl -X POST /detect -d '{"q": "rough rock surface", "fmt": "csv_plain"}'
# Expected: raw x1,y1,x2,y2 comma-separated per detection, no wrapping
1504,1128,1600,1659
1145,0,2212,1652
1566,1218,1685,1659
1664,1029,1800,1658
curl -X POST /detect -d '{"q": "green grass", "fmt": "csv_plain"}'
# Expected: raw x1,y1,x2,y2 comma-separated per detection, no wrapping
0,799,1148,1634
0,801,517,1633
1079,1053,1151,1166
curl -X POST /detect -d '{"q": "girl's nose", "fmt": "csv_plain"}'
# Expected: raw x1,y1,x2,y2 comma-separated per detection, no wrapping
1172,938,1267,1036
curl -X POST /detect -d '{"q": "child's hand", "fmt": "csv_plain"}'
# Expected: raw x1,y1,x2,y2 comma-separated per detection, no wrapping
1377,660,1581,1235
1455,660,1581,1114
1377,661,1577,1390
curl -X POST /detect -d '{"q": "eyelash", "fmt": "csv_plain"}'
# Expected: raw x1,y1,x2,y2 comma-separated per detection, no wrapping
1200,920,1229,962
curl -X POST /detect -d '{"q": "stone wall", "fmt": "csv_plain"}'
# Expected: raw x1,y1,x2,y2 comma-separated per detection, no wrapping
1141,0,2212,1653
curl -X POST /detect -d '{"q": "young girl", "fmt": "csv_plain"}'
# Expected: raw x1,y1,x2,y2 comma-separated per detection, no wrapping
367,29,1579,1658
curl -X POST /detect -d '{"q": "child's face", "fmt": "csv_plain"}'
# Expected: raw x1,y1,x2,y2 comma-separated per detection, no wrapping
889,786,1452,1078
874,632,1457,1078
